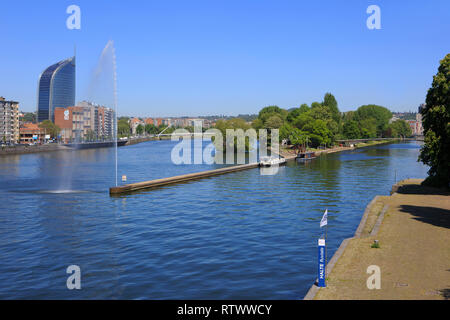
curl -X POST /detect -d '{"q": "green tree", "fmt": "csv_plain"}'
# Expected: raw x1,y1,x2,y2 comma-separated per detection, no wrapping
354,105,392,137
286,104,309,122
251,118,264,130
342,111,355,122
343,120,361,139
39,120,60,138
257,105,288,125
302,119,332,147
22,112,36,123
322,93,341,124
387,120,412,138
419,53,450,187
288,128,309,149
214,118,252,151
279,122,294,141
299,104,310,113
310,101,322,109
359,118,377,138
145,123,158,134
136,124,144,135
309,104,339,138
292,111,313,130
265,114,283,129
118,118,131,137
310,105,332,121
184,126,194,133
84,129,96,141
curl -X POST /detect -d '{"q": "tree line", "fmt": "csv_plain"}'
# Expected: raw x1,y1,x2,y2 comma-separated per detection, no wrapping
245,93,412,149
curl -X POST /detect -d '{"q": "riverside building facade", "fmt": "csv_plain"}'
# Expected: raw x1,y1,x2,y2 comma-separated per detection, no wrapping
0,96,20,144
54,101,114,143
19,123,45,144
37,57,75,123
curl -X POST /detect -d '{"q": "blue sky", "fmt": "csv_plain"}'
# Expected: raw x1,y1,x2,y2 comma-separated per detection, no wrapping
1,0,449,116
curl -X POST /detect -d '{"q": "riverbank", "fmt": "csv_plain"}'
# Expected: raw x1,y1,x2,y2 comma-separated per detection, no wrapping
279,145,354,158
0,144,72,155
125,136,158,145
0,137,152,156
279,139,397,158
306,179,450,300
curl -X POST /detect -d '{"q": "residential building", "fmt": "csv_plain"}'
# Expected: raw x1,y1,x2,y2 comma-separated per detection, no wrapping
417,104,424,127
185,118,206,128
404,104,424,136
129,118,145,135
37,57,76,122
407,120,423,136
54,102,114,143
78,101,115,139
19,122,45,144
389,115,400,124
0,96,20,143
171,118,186,127
154,118,163,126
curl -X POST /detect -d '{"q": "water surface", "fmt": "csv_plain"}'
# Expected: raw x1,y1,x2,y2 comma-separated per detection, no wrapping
0,140,428,299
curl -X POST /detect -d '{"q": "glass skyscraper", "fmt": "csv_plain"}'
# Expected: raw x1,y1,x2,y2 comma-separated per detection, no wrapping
37,57,75,122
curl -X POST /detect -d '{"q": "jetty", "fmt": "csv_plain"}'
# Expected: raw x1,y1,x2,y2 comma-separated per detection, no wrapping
110,162,261,195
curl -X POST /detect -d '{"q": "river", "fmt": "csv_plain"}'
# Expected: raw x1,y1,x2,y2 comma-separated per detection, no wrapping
0,140,428,299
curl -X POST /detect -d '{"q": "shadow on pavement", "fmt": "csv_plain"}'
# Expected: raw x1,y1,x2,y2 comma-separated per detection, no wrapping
394,183,450,196
399,205,450,229
440,288,450,300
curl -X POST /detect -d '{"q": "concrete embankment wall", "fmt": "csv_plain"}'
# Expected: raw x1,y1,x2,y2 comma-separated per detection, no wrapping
125,136,159,145
0,144,71,156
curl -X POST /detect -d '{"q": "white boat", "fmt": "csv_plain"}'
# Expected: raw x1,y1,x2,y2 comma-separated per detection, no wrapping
259,156,286,167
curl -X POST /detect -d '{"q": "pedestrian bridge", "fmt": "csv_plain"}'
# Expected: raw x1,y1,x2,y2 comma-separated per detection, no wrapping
336,137,422,146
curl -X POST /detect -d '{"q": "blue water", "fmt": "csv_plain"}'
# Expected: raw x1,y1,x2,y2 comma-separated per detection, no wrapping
0,140,428,299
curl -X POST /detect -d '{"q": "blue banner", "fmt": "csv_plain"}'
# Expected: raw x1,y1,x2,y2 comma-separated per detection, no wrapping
318,238,326,287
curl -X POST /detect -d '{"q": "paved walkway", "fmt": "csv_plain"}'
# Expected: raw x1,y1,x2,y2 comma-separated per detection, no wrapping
314,179,450,300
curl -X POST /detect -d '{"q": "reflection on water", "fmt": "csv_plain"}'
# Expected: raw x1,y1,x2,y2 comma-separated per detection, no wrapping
33,190,92,194
0,141,428,299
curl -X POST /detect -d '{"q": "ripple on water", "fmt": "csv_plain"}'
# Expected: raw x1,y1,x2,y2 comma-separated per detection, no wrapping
0,141,428,299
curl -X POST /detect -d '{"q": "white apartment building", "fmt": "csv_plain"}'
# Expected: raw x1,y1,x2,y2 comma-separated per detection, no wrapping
0,96,20,143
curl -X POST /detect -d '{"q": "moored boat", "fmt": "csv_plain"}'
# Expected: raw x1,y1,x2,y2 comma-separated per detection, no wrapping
259,156,287,167
296,151,316,161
